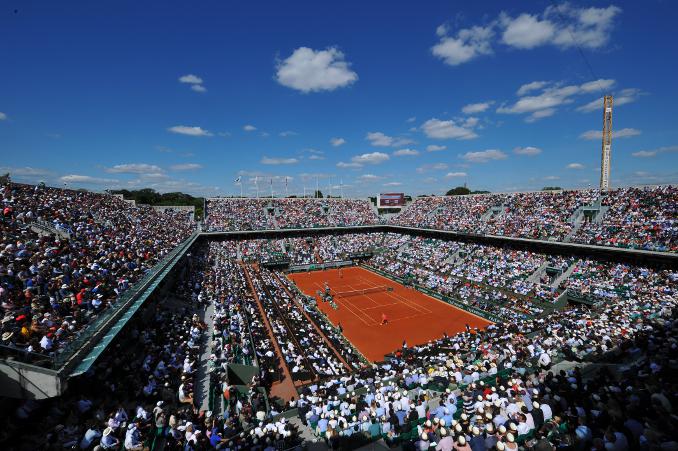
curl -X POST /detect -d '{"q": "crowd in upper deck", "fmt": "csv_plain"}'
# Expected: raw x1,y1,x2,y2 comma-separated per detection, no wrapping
0,182,195,359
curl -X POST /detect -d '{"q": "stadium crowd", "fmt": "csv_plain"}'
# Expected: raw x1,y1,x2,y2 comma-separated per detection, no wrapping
0,182,195,360
204,198,379,232
2,181,678,450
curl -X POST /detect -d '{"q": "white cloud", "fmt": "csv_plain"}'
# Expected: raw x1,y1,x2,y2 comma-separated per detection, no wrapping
461,101,493,114
579,128,641,140
276,47,358,93
500,13,555,49
543,175,561,181
261,156,299,165
336,161,362,169
330,137,346,147
445,172,468,178
0,166,52,177
406,117,417,123
358,174,382,182
631,145,678,158
421,118,478,140
170,163,203,171
106,163,164,174
366,132,414,147
383,182,403,187
576,88,643,113
426,144,447,152
431,5,621,68
0,112,6,120
393,148,419,156
525,108,556,123
498,79,617,120
416,163,449,173
243,124,257,132
352,152,390,165
516,81,550,96
279,130,297,137
459,149,507,163
308,154,325,160
168,125,212,136
179,74,203,84
60,175,119,185
432,24,495,66
545,4,622,50
566,163,585,169
513,146,542,156
190,84,207,93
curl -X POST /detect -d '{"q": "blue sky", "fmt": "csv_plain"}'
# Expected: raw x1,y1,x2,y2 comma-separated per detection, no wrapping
1,0,677,197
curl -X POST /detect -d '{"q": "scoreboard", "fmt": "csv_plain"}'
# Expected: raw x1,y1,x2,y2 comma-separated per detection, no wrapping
378,192,405,207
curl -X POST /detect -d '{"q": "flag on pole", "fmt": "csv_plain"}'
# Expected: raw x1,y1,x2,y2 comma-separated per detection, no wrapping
234,176,241,183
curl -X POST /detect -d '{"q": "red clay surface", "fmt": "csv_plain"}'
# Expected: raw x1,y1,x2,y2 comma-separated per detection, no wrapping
287,266,492,362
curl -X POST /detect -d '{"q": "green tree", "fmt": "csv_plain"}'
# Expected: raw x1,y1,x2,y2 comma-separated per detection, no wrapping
542,186,562,191
446,186,471,196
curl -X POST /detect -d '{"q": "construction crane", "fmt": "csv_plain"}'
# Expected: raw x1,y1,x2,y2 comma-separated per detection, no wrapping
599,95,613,190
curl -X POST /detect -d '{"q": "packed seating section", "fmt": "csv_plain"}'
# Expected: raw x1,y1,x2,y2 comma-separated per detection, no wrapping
2,182,678,450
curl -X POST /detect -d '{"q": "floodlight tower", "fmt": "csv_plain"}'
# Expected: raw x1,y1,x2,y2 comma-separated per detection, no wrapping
599,95,613,190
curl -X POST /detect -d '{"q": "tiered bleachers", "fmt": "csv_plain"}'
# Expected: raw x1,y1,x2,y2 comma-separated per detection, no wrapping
0,182,195,357
205,198,379,231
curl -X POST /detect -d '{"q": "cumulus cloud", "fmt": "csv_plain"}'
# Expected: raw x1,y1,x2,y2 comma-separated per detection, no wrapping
336,161,362,169
60,175,119,185
497,79,616,122
459,149,507,163
168,125,213,136
421,118,478,140
366,132,414,147
431,5,621,67
426,144,447,152
500,13,555,49
330,137,346,147
106,163,164,174
0,112,7,120
579,128,641,140
566,163,585,169
393,148,419,156
631,145,678,158
461,101,493,114
445,172,468,178
170,163,203,171
513,146,542,156
358,174,382,182
279,130,298,137
416,163,449,173
243,124,257,132
576,88,643,113
432,24,495,66
179,74,203,84
516,81,550,96
179,74,207,93
351,152,390,165
383,182,403,187
276,47,358,93
261,156,299,165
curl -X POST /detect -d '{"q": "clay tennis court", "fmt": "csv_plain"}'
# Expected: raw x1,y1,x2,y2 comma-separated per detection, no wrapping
287,266,492,362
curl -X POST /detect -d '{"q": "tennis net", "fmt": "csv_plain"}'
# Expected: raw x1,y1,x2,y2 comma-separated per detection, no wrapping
333,286,393,299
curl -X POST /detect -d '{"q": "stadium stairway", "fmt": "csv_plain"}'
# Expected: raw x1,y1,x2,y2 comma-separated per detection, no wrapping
442,248,468,266
481,204,505,222
196,299,215,413
240,263,298,402
526,262,550,284
551,260,579,288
